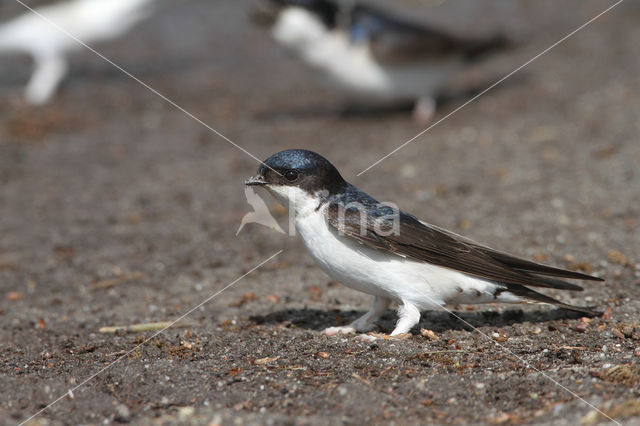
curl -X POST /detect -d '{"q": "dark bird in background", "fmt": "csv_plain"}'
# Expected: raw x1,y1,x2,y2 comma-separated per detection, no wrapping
252,0,512,122
246,149,602,337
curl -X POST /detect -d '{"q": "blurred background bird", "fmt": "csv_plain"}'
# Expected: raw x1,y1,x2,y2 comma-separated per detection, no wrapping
252,0,513,123
0,0,158,105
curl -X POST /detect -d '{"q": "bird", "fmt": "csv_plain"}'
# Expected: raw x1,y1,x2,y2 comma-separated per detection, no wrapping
252,0,512,122
245,149,603,337
0,0,156,105
236,186,286,236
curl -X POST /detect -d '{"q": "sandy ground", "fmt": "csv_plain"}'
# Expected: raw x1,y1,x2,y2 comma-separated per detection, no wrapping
1,0,640,424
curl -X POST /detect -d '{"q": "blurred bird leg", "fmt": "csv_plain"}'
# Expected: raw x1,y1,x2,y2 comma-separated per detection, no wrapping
25,53,68,105
412,96,436,124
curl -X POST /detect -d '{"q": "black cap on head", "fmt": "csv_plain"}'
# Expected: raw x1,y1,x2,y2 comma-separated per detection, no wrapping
253,0,340,29
247,149,347,195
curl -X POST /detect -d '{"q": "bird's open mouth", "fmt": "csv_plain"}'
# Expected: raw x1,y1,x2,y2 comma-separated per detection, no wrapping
245,175,268,186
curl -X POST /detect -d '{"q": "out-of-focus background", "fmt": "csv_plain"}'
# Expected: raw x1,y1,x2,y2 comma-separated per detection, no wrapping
1,0,639,424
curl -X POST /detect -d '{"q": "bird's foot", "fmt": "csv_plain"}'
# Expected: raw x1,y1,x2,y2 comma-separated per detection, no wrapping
324,296,390,337
390,303,421,336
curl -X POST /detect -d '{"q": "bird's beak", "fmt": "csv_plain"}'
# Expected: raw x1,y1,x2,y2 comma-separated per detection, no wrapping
245,175,268,186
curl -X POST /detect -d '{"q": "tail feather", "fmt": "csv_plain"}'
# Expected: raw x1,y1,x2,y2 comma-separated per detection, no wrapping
519,273,585,292
464,34,514,61
488,250,604,282
505,283,601,316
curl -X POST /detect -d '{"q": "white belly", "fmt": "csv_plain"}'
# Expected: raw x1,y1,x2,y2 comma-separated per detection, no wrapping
300,35,460,101
295,208,518,310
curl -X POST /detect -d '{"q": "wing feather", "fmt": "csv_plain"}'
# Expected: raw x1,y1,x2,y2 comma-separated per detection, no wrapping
325,203,603,292
350,4,511,65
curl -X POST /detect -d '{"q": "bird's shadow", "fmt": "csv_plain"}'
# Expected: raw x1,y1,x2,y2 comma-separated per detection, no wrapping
254,75,527,122
250,306,586,334
254,101,415,121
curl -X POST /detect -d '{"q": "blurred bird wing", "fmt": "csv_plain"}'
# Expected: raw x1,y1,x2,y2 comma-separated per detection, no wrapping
349,4,509,66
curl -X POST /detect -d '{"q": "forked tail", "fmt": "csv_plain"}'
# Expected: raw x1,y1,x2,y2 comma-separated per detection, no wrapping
506,282,601,317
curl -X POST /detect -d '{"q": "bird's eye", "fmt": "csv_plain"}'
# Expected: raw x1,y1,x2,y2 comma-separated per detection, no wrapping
284,170,299,182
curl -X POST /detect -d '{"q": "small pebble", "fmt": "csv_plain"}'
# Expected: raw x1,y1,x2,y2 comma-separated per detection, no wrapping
619,323,635,338
177,406,195,420
420,328,439,341
115,404,130,422
613,328,625,339
573,317,590,333
355,334,377,342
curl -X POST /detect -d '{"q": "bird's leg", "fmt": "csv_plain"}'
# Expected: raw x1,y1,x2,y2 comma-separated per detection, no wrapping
390,302,421,336
323,296,391,336
412,96,436,124
25,53,68,105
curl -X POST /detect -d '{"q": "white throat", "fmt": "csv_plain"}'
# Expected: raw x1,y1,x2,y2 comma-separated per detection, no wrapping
264,185,323,219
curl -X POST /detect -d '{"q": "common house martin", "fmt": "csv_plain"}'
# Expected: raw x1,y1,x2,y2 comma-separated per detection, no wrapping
246,149,602,336
252,0,512,122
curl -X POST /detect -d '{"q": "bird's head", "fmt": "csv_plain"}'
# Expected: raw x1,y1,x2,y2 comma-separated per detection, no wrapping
245,149,346,215
251,0,340,50
251,0,340,28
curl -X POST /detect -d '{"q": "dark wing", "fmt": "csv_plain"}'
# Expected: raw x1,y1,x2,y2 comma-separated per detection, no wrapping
325,202,603,293
349,4,511,65
427,223,601,282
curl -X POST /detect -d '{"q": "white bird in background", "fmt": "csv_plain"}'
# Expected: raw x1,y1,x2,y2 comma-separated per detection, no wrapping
0,0,156,105
253,0,512,123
